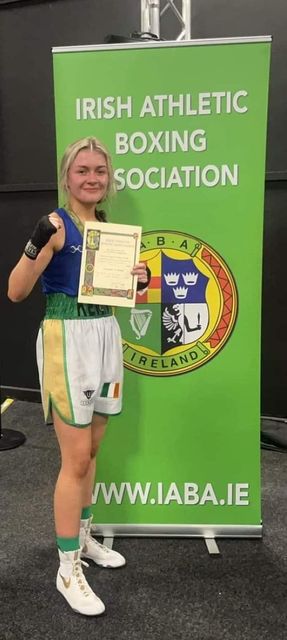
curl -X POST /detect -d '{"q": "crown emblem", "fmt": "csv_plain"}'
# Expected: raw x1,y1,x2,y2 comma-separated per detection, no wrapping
173,286,188,299
182,272,198,285
164,272,179,286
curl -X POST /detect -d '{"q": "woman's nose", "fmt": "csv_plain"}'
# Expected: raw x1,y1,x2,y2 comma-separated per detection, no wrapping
87,174,97,183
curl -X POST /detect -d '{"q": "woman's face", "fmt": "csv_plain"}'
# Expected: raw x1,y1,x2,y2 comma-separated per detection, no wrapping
67,149,109,205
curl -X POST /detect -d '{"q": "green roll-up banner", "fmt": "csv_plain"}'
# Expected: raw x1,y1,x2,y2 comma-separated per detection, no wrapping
52,37,271,537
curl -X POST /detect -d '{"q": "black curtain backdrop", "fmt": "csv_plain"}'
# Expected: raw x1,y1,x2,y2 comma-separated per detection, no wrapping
1,0,286,415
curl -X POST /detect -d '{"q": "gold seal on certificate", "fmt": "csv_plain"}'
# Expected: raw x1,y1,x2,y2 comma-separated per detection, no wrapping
78,221,142,307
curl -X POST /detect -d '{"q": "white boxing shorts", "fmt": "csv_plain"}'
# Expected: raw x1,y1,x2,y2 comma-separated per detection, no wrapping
36,315,123,427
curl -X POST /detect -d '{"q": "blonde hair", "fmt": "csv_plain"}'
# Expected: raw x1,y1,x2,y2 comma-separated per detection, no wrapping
59,136,116,203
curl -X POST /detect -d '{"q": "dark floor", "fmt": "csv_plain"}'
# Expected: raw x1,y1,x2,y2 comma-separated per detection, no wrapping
1,400,287,640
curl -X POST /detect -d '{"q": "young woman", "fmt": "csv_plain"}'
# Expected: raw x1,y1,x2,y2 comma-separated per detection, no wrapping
8,137,149,616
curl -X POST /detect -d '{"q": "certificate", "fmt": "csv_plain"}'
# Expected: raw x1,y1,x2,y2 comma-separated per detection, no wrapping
78,221,142,307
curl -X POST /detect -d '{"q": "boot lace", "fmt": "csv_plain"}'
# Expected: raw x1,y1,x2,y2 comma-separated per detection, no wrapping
88,534,111,554
73,558,93,597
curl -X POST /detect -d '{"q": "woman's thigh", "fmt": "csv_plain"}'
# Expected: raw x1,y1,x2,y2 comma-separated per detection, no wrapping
53,409,92,470
91,414,108,457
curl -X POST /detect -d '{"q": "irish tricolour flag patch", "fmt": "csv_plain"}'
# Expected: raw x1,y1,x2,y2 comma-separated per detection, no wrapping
101,382,121,399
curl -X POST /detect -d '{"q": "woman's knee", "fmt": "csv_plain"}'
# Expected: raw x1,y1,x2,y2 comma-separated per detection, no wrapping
62,453,91,480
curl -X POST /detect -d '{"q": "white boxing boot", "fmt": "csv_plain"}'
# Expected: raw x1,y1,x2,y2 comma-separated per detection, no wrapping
80,517,126,568
56,548,105,615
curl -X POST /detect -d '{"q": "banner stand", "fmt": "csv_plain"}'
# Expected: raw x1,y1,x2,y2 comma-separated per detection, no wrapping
53,36,271,539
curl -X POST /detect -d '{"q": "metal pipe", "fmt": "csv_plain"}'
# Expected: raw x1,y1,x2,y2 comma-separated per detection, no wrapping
182,0,191,40
141,0,150,33
150,0,160,37
141,0,191,41
141,0,160,37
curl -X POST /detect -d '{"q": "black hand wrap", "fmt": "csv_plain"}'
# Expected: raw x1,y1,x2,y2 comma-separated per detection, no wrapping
24,215,58,260
137,265,151,291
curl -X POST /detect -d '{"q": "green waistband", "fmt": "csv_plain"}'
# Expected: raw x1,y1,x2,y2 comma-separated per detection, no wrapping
44,293,112,320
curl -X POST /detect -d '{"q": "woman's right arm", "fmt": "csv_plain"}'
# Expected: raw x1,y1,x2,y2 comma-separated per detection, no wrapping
8,247,54,302
7,213,63,302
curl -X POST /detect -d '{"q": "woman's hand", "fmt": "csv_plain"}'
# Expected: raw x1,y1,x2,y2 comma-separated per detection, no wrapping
24,214,61,260
132,263,151,292
48,213,62,231
131,262,149,284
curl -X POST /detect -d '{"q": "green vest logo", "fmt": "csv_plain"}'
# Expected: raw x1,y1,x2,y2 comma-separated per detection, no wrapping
120,230,237,376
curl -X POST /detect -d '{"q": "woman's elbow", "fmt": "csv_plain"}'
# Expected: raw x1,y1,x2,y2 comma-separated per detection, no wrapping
7,283,27,303
7,291,23,303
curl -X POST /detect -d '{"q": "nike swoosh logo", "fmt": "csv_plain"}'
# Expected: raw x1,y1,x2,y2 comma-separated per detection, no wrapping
60,574,71,589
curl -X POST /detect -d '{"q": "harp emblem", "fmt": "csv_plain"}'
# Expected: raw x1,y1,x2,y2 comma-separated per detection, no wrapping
130,309,152,340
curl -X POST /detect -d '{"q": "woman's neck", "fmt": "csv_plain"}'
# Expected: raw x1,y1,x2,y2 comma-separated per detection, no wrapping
67,200,97,222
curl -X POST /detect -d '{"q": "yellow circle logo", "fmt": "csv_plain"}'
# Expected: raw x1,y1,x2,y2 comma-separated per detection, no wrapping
120,230,238,376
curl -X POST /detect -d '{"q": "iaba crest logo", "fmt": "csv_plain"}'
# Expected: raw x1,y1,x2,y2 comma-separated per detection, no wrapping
119,230,238,376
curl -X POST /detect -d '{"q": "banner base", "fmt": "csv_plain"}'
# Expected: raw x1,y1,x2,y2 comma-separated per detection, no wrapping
92,524,262,538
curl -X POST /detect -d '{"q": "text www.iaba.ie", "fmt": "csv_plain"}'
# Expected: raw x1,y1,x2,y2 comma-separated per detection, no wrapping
93,482,249,506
